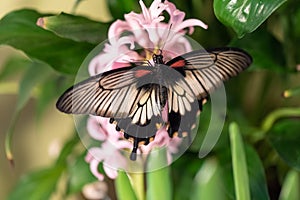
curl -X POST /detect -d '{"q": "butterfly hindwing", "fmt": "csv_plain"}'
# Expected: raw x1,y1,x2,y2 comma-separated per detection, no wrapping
167,99,203,142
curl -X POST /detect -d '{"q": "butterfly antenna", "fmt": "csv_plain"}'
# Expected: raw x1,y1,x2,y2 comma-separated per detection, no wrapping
161,24,173,51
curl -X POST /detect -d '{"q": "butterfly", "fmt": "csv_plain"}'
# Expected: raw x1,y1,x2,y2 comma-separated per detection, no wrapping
56,47,252,160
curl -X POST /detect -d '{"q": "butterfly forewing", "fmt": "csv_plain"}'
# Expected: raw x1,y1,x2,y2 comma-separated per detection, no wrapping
57,66,165,122
166,47,252,99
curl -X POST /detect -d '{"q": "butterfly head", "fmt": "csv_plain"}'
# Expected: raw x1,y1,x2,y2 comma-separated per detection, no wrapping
152,50,164,64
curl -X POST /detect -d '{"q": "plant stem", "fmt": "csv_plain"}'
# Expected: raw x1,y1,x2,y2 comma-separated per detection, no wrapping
128,172,145,200
262,107,300,132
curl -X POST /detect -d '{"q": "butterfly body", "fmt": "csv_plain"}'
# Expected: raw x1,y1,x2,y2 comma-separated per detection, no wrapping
56,47,252,160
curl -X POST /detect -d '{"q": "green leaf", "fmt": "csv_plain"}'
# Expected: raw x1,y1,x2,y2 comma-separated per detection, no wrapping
268,119,300,170
35,75,74,120
293,7,300,37
0,9,95,74
39,13,110,44
5,61,52,163
245,146,270,200
106,0,139,19
67,153,97,194
0,57,30,81
217,144,270,200
230,29,287,72
17,61,52,111
8,166,63,200
214,0,287,37
7,132,79,199
146,148,172,200
216,149,235,199
171,154,203,200
55,134,80,166
190,96,229,154
279,170,300,200
191,158,225,200
229,122,251,200
35,77,59,119
115,171,138,200
0,57,32,96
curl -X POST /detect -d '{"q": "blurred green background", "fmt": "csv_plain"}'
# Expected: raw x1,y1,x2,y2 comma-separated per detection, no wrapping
0,1,111,199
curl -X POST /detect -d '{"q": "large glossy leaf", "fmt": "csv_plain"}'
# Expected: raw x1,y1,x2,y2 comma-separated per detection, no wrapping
214,0,286,37
39,13,109,44
0,9,95,74
268,119,300,170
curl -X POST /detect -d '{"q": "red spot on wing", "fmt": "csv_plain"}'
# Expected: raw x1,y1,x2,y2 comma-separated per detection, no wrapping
135,69,152,78
170,59,186,68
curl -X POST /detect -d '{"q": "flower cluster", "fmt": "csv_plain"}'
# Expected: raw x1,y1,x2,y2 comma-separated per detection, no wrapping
86,0,207,180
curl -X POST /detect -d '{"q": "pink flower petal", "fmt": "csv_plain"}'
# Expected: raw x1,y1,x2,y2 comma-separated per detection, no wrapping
88,147,106,161
103,164,119,179
174,19,208,34
87,116,107,141
148,0,167,20
90,159,105,181
108,20,130,43
139,0,151,22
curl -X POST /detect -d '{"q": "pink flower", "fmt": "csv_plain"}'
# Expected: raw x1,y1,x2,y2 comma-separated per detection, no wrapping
140,128,182,164
89,0,207,75
86,0,207,179
85,116,132,180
